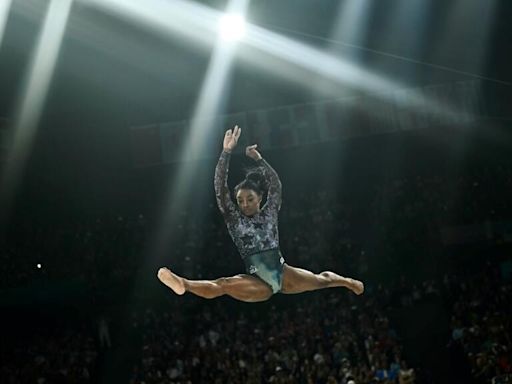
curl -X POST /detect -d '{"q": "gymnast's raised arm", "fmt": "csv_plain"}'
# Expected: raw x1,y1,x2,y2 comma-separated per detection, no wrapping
214,126,241,217
245,144,282,212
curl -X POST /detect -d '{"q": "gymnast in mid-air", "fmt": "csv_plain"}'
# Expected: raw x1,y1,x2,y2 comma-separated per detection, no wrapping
158,125,364,302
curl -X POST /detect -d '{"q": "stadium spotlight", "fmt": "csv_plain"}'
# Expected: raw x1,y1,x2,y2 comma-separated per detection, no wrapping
219,13,246,42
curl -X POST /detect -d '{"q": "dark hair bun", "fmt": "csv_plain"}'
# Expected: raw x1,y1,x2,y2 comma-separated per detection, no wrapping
247,171,264,184
248,171,268,190
234,168,268,196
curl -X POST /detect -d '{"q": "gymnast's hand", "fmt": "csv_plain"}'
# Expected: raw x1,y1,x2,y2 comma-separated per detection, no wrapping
245,144,262,161
223,125,241,153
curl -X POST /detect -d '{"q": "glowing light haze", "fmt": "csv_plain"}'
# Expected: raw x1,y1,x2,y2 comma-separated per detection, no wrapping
219,13,246,42
0,0,13,48
0,0,73,219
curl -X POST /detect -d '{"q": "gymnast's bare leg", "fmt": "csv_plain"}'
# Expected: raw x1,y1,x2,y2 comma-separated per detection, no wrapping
281,264,364,295
157,267,273,303
157,263,363,302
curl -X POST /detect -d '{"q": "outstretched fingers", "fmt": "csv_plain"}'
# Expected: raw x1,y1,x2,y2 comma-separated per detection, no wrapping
223,125,242,151
233,125,241,141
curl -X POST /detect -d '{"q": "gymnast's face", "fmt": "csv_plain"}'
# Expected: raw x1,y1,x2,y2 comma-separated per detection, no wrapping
236,188,262,217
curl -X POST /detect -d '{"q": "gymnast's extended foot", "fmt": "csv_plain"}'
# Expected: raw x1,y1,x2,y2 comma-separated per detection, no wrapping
157,267,186,295
347,278,364,295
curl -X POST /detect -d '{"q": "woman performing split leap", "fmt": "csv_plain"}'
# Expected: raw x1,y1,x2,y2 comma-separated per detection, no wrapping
158,125,364,302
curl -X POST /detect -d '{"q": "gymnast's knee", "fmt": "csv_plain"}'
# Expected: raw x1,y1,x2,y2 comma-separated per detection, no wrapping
214,277,229,292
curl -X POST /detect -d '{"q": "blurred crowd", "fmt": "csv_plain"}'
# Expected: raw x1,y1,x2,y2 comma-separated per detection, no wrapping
3,263,511,383
446,269,512,383
0,322,98,384
1,164,512,383
130,287,415,384
129,256,510,384
0,214,148,290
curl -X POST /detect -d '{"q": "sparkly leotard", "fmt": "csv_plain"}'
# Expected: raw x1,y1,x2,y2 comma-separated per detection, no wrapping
214,151,282,259
214,151,285,293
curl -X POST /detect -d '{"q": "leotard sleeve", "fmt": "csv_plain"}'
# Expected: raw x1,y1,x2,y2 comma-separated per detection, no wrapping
214,151,237,219
258,158,282,213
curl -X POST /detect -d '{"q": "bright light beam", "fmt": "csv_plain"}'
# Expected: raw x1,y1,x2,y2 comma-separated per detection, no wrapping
329,0,372,58
81,0,463,120
315,0,373,97
375,0,430,78
0,0,13,48
185,45,236,161
81,0,219,49
0,0,73,221
146,0,248,265
78,0,396,95
242,24,462,120
219,13,246,42
178,0,249,195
